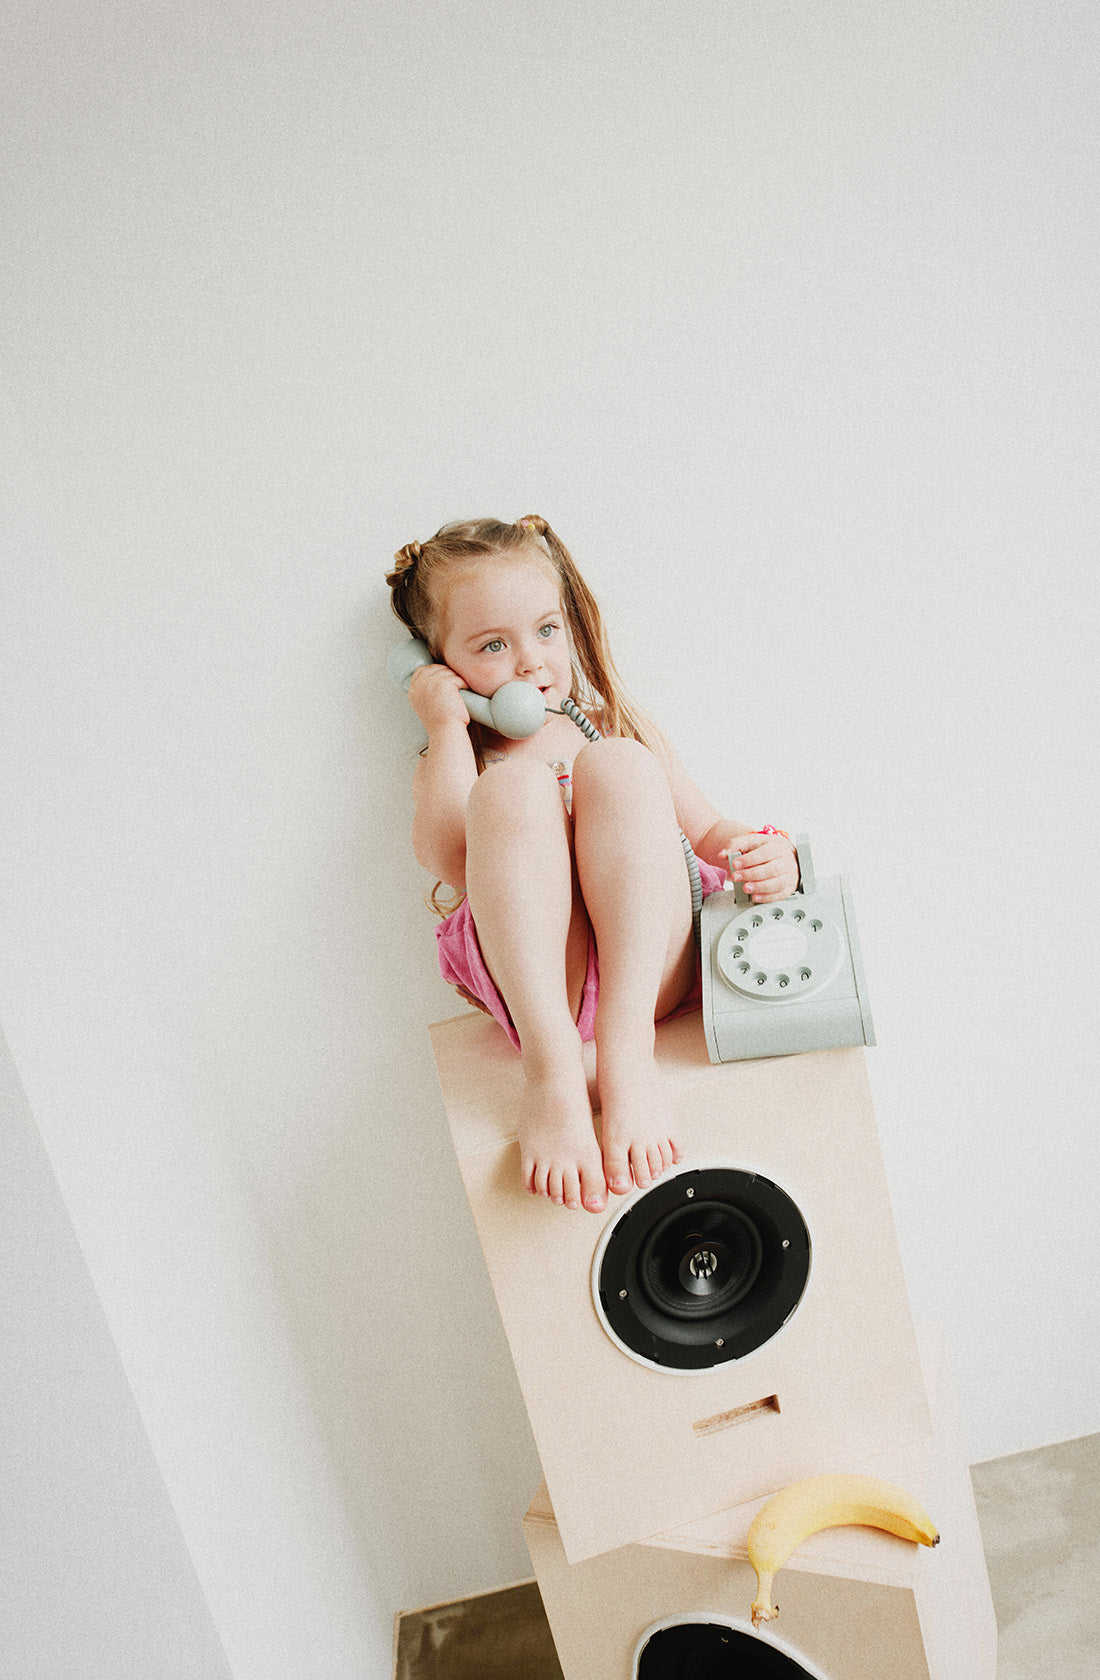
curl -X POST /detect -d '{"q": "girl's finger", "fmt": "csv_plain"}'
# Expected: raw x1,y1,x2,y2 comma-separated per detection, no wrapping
736,858,780,882
733,839,779,868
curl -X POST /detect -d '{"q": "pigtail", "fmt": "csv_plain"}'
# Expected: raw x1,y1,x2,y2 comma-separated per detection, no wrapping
386,541,428,639
519,515,654,749
391,540,423,572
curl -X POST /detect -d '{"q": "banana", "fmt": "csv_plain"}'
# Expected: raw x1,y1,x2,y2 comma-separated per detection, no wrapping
747,1473,940,1627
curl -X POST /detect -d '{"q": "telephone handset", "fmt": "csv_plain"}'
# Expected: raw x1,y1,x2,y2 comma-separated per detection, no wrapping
387,636,600,742
387,636,545,739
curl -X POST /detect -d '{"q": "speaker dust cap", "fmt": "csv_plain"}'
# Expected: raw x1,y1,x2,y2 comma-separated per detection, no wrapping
635,1617,827,1678
592,1165,810,1372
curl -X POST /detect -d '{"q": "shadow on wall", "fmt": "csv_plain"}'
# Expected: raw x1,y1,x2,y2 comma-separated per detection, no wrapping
264,600,544,1610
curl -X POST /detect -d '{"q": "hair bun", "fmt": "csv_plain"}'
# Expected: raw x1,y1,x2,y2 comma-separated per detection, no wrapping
393,540,422,572
519,515,549,537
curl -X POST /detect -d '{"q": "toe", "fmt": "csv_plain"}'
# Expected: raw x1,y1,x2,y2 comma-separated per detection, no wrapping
579,1161,607,1214
527,1158,548,1199
603,1142,633,1196
562,1166,582,1211
630,1145,653,1190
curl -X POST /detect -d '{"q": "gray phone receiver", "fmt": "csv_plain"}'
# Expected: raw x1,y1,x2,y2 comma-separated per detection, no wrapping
386,637,547,740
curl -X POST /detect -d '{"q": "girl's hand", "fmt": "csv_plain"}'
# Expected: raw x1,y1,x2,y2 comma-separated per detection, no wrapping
407,659,471,735
721,832,799,903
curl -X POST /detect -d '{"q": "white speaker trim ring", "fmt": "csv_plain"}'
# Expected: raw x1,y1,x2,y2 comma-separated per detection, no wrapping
590,1158,815,1376
632,1613,833,1679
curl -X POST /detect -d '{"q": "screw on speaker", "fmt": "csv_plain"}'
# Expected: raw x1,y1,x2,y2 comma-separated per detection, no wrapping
592,1165,811,1373
634,1617,828,1679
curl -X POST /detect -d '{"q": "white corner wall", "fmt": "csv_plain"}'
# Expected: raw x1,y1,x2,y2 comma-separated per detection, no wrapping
2,3,1097,1676
0,1030,233,1680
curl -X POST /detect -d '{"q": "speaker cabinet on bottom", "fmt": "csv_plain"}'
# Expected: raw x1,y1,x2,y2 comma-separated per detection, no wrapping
523,1324,997,1680
430,1010,930,1563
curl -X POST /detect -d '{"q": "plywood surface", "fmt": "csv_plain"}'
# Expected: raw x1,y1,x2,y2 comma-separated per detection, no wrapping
432,1013,931,1561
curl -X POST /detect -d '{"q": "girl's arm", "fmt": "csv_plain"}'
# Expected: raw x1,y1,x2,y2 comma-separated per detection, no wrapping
648,724,799,904
408,664,479,891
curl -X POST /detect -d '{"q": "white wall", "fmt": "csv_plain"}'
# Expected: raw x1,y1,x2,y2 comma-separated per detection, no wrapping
2,1,1097,1675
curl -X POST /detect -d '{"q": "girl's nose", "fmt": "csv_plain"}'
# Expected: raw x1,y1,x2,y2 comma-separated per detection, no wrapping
515,643,543,678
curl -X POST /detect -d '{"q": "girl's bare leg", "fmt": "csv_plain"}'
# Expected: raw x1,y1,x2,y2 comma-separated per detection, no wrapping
571,739,693,1195
465,759,607,1213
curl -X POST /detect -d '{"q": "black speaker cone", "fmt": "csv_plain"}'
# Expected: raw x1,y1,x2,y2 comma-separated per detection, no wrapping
637,1202,763,1320
636,1621,820,1678
595,1167,810,1371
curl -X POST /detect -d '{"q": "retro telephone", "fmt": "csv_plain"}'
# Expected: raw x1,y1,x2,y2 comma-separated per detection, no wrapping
700,835,874,1063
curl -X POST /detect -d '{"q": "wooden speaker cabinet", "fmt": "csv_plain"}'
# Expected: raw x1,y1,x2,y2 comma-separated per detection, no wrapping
523,1323,997,1680
431,1009,930,1563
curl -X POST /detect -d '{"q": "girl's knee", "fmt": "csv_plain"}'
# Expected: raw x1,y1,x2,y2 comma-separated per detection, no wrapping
572,739,680,834
573,736,661,791
471,756,560,798
467,756,564,832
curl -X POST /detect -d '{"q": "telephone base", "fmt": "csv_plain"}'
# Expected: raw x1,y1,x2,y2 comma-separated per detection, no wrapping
700,850,874,1064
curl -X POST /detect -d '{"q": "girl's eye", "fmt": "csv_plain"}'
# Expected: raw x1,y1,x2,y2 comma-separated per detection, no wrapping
483,638,504,654
538,623,558,638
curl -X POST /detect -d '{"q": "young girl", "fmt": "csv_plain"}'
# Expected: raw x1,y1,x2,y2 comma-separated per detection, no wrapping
386,516,798,1216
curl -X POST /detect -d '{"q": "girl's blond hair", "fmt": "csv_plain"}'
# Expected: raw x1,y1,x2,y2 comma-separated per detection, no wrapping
386,515,652,915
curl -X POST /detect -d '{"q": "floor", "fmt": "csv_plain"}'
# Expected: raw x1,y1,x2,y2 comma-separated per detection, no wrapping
970,1431,1100,1680
393,1432,1100,1679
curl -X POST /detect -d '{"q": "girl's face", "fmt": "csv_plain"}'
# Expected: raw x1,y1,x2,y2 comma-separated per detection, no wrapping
435,553,573,704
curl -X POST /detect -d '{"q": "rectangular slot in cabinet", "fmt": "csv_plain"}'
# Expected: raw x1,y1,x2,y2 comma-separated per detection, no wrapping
692,1395,781,1437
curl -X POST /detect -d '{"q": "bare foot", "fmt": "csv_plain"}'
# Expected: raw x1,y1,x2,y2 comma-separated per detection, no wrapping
597,1053,681,1195
518,1052,608,1213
